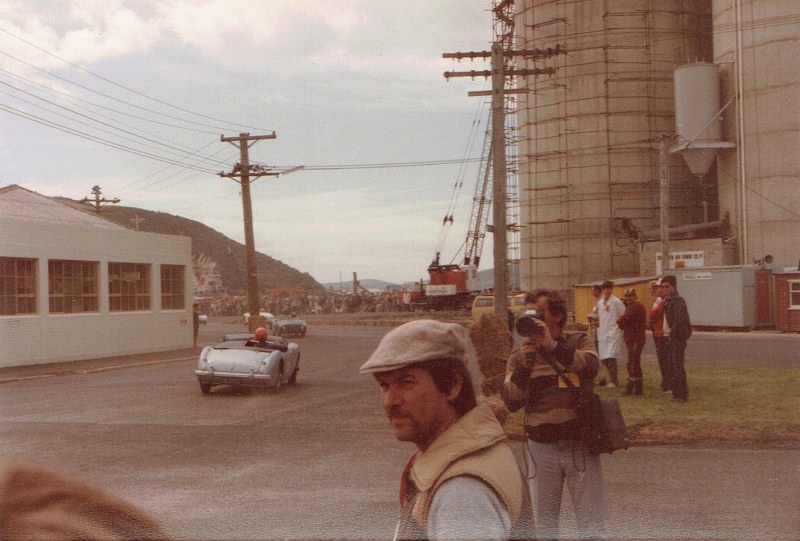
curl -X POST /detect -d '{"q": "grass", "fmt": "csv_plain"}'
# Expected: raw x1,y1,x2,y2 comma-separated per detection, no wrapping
498,363,800,447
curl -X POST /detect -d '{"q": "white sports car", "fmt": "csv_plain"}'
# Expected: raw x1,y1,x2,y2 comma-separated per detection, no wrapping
195,333,300,394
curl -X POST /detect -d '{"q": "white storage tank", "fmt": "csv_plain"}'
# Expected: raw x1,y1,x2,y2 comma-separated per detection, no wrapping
673,62,733,176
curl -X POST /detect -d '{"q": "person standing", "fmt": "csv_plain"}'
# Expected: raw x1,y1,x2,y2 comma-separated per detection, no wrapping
360,320,531,541
586,284,602,351
192,301,201,348
661,274,692,403
648,280,671,392
596,280,624,388
617,288,647,396
502,289,609,540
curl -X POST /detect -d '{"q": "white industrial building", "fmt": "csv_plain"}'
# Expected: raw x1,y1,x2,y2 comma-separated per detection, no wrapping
0,185,193,368
511,0,799,293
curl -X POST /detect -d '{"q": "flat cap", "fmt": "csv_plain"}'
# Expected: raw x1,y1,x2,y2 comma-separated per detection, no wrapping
359,319,474,374
623,288,636,297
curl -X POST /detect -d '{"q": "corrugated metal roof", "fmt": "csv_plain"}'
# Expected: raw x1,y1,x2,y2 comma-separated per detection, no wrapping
0,185,128,230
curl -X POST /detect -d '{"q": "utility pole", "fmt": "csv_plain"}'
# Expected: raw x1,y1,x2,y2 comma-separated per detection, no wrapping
82,185,119,213
659,136,671,275
130,214,145,231
443,2,561,319
220,132,277,332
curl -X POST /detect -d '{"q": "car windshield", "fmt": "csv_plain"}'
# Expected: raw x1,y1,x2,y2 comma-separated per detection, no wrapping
214,341,277,351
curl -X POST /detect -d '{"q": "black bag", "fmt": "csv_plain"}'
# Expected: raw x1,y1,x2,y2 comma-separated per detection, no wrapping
579,392,628,454
546,358,629,454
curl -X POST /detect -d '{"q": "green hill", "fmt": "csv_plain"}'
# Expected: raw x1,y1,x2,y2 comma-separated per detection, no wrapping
56,199,324,292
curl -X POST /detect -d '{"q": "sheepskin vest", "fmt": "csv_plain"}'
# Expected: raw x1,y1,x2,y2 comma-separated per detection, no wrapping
396,403,526,540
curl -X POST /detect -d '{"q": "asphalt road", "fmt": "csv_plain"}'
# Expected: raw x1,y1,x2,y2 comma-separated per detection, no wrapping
1,322,798,540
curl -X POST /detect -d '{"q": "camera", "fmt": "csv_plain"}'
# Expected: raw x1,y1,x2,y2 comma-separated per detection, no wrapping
515,309,545,337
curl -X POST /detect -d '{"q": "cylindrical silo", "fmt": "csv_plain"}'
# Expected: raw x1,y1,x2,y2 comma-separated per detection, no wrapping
713,0,800,267
673,62,733,176
514,0,713,294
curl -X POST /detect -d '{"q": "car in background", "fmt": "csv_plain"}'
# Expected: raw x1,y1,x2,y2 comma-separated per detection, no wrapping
195,333,300,394
273,317,307,338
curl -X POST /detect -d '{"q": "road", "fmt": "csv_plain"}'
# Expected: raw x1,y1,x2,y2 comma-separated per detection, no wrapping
1,322,798,540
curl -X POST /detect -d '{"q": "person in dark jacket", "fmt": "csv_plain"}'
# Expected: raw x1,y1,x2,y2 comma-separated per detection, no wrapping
661,274,692,402
617,288,647,396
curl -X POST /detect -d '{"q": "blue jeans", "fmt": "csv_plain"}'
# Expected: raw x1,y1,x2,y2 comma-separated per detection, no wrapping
668,338,688,400
525,439,609,540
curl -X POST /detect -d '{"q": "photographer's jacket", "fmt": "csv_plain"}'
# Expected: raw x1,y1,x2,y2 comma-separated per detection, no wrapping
501,332,598,436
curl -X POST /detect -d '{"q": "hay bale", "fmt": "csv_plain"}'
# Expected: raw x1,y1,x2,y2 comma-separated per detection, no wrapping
469,313,513,396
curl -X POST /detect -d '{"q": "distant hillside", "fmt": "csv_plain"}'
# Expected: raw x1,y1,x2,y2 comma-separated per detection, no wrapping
55,198,324,292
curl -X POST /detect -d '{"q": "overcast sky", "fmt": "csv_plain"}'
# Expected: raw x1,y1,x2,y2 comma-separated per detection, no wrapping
0,0,497,285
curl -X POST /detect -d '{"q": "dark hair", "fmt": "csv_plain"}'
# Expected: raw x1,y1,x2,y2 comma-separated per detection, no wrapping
539,289,568,327
661,274,677,287
523,291,539,305
415,358,477,416
601,280,614,289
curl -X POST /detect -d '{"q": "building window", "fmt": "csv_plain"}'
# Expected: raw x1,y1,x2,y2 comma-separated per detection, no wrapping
161,265,185,310
48,260,99,313
0,257,37,315
790,280,800,309
108,263,151,311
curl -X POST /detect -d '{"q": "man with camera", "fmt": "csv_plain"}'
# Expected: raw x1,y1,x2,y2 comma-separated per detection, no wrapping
502,289,609,540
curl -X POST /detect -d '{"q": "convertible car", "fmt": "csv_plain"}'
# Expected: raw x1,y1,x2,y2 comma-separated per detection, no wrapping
195,333,300,394
274,317,307,338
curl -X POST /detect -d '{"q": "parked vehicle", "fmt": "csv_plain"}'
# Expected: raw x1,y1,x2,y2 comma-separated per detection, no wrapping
471,293,528,324
195,333,300,394
274,317,307,338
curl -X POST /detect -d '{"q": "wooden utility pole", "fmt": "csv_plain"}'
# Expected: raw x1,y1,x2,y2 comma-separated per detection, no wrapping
443,17,561,318
220,132,278,332
82,185,119,213
130,214,145,231
659,136,671,274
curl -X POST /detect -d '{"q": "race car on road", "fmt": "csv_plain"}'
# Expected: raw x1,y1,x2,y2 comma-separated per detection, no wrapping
195,333,300,394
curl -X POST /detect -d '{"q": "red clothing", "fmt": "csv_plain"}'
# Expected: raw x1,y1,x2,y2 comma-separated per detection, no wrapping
617,300,647,343
650,297,664,337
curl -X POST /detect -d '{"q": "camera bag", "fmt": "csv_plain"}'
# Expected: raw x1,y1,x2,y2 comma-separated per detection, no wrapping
545,357,629,454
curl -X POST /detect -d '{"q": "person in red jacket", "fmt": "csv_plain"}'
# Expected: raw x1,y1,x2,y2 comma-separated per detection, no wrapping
617,288,647,396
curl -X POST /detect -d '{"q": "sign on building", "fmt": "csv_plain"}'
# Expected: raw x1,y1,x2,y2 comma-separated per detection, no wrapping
656,251,705,275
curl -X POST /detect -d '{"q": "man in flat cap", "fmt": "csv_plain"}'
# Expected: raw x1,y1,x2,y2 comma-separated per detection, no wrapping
360,319,531,541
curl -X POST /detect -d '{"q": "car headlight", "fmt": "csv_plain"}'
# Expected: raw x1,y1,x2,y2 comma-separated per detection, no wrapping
260,360,269,374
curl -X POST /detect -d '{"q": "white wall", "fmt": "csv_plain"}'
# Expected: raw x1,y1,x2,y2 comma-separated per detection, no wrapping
0,217,193,368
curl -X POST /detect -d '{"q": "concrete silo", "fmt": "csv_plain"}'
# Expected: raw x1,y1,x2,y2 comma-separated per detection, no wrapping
513,0,714,294
713,0,800,268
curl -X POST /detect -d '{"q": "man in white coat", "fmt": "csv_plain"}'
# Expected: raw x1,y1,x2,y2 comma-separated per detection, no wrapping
596,279,625,387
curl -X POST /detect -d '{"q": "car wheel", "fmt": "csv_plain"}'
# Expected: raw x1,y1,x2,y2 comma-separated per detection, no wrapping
288,357,299,385
272,364,284,393
200,381,212,394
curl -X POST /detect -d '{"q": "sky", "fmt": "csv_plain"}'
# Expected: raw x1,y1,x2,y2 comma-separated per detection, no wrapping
0,0,498,286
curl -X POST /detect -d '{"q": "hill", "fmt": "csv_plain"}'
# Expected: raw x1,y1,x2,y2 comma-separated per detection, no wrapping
55,199,324,292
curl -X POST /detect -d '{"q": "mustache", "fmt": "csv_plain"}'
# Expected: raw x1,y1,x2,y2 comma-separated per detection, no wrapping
386,406,409,419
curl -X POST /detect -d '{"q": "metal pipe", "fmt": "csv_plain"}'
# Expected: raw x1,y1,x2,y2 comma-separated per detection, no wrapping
735,0,748,264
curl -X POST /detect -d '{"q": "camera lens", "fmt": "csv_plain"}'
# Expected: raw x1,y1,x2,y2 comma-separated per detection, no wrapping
515,314,543,337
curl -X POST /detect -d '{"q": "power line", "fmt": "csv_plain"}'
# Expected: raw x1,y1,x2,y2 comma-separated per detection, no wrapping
0,26,274,132
0,102,217,173
0,49,251,133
